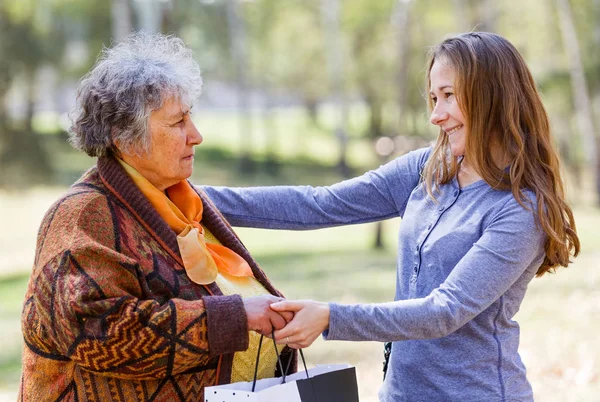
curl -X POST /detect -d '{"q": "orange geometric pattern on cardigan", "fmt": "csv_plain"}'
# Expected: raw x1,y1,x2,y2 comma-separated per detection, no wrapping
19,156,295,402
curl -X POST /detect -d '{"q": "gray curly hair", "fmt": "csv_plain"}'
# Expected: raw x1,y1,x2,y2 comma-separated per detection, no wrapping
69,32,203,157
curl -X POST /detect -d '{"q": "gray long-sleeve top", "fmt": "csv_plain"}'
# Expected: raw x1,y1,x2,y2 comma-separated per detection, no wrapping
201,147,546,401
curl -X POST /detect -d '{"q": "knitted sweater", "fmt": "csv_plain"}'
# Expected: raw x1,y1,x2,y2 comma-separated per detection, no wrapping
19,154,294,401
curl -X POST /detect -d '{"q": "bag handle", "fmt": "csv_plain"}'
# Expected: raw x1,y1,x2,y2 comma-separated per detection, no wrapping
251,329,310,391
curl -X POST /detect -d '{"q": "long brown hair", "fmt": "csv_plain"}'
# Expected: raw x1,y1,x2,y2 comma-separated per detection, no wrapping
422,32,579,276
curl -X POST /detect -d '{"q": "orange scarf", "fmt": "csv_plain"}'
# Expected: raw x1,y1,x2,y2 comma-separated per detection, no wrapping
118,159,254,284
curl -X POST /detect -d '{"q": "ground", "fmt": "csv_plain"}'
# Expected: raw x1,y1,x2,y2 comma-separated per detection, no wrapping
1,188,598,401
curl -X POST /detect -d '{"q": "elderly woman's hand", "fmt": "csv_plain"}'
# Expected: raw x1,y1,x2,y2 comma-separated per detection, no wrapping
269,300,330,349
243,295,294,336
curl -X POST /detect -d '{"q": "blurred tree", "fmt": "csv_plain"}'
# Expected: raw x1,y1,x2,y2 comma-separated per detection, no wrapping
322,0,350,178
165,0,231,79
0,1,68,187
342,0,405,249
344,0,396,142
226,0,255,173
452,0,470,31
394,0,412,137
478,0,497,32
453,0,496,32
112,0,133,41
245,0,284,174
555,0,599,205
167,0,257,174
247,0,328,125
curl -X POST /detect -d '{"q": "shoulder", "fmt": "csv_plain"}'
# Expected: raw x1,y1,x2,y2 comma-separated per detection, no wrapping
383,146,433,179
392,146,433,169
39,171,116,247
483,188,542,237
496,188,538,216
35,172,120,269
50,179,112,225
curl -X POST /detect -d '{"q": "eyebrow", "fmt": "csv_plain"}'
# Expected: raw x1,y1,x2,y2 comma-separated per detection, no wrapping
166,106,193,121
429,85,453,96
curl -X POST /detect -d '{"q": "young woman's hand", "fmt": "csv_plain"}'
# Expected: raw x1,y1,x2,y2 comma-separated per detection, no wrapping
269,300,330,349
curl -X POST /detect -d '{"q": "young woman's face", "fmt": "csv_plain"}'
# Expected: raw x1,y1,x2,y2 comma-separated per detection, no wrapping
429,60,467,157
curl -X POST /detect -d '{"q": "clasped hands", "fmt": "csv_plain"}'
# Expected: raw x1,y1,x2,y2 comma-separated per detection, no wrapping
243,295,330,349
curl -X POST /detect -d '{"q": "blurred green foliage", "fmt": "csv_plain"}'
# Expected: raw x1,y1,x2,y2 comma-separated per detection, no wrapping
1,0,599,190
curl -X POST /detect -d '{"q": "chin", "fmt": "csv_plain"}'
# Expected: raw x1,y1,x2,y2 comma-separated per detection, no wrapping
449,146,464,158
181,170,194,181
447,137,465,157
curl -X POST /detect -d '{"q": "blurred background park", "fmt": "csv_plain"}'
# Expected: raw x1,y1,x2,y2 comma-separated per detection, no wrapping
1,0,599,400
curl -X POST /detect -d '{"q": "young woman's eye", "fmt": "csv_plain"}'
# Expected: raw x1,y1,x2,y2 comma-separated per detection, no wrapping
445,92,453,99
431,96,437,104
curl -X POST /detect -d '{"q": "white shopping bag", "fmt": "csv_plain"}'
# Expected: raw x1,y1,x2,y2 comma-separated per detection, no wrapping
205,363,358,402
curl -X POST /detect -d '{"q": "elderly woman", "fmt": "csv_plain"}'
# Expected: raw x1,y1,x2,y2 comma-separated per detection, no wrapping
19,33,294,401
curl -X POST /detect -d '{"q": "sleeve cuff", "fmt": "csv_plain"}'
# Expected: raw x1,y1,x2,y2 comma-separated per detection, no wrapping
204,294,249,357
322,302,341,340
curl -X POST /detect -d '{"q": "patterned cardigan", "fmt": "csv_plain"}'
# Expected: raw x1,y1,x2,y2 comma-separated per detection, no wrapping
19,154,295,401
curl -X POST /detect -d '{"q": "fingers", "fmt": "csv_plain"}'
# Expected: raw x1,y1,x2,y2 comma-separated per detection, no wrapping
269,310,287,331
270,301,330,349
244,295,296,335
273,328,318,349
270,300,304,313
279,310,294,323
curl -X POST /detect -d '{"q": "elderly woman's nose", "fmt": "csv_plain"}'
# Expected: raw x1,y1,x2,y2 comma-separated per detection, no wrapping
187,121,203,145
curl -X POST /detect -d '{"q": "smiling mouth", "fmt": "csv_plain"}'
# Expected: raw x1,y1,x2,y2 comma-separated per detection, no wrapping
445,125,463,135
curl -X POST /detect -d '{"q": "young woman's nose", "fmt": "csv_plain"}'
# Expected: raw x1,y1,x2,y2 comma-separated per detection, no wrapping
430,103,448,126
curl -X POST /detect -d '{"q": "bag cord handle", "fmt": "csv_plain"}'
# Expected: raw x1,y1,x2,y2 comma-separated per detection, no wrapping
252,329,310,391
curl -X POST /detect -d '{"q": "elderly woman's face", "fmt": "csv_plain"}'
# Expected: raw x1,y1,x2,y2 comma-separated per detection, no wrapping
121,97,202,190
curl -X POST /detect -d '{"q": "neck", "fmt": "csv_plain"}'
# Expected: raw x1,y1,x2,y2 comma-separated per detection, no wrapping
457,157,482,187
458,148,511,188
118,153,177,191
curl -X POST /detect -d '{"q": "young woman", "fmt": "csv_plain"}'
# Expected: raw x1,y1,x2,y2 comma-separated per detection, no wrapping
202,32,580,401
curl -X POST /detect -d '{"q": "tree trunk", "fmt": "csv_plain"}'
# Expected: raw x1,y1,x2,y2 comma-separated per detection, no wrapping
132,0,163,33
453,0,471,31
593,0,600,203
304,98,320,126
227,0,255,174
366,95,383,140
478,0,496,32
373,219,384,250
24,70,36,133
321,0,349,178
263,90,279,176
0,70,53,188
394,0,411,134
111,0,133,41
555,0,599,205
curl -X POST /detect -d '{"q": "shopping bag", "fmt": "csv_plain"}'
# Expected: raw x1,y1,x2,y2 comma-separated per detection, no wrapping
205,333,359,402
